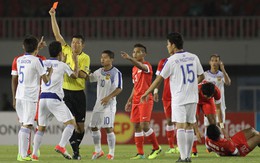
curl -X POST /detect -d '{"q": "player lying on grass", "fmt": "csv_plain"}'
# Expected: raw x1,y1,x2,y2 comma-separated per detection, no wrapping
206,124,260,156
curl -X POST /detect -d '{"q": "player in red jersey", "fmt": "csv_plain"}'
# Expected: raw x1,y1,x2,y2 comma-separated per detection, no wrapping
154,58,179,154
121,44,161,159
206,124,260,156
192,82,227,157
11,36,47,156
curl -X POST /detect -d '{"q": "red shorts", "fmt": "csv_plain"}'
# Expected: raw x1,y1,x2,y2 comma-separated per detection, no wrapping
162,100,171,119
196,101,216,115
130,100,153,123
231,131,252,156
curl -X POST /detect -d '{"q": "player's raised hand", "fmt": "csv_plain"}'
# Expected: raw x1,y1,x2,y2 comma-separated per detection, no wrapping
121,51,130,60
49,7,56,16
125,101,132,112
37,36,47,50
219,60,225,71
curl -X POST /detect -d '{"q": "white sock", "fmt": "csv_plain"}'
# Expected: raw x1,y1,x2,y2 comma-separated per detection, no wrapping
185,129,194,158
59,124,74,147
107,132,116,156
32,131,44,157
18,129,22,155
177,129,186,160
92,130,101,152
20,127,31,158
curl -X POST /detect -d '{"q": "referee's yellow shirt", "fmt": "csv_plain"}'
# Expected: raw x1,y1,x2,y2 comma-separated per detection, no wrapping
62,45,90,91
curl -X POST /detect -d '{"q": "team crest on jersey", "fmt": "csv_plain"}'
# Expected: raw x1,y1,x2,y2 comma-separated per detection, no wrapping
105,73,111,80
217,76,222,81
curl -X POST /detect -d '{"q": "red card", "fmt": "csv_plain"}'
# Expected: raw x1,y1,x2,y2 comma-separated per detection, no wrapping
52,2,58,9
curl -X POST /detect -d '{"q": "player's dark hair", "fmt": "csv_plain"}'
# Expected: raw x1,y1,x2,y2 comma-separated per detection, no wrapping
102,50,114,59
207,124,221,141
49,41,62,58
201,82,215,98
23,35,39,53
167,32,184,49
134,43,147,53
72,34,85,44
210,54,221,60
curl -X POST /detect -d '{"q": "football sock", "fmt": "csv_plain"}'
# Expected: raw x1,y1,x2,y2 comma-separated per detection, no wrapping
177,129,186,160
76,131,85,147
134,132,144,155
107,132,116,155
59,124,74,147
166,125,175,148
192,140,198,153
20,127,31,158
144,128,159,150
92,130,101,152
69,130,79,153
185,129,194,158
27,130,31,155
32,131,44,157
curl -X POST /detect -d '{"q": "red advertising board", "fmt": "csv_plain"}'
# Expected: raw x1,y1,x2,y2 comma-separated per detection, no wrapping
101,112,255,144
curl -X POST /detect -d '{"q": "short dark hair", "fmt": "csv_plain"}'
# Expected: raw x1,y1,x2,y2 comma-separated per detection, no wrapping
207,124,221,141
134,43,147,53
72,34,85,44
210,54,220,60
102,50,114,59
167,32,184,49
49,41,62,58
23,35,38,53
201,82,215,98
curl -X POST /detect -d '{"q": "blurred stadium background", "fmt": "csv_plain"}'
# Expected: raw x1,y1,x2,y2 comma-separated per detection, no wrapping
0,0,260,145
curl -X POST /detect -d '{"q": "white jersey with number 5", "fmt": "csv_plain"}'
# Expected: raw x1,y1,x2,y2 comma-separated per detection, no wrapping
41,59,74,99
89,67,123,112
204,70,226,110
16,54,46,102
160,51,204,105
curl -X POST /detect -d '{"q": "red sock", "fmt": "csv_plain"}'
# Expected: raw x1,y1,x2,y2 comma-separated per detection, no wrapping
192,140,197,153
146,132,159,150
135,136,144,155
166,130,175,148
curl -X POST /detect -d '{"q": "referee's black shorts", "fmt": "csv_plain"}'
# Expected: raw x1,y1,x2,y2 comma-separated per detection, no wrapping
63,89,86,123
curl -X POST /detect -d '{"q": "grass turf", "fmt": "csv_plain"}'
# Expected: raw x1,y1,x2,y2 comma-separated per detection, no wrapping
0,144,259,162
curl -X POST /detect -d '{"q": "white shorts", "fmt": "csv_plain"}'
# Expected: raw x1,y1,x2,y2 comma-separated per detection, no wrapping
16,99,37,125
172,103,197,123
89,110,116,128
204,109,226,126
38,98,74,126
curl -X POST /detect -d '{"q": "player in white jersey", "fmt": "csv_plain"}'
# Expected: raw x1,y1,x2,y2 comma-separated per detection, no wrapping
31,41,78,161
89,50,123,160
14,35,52,161
141,32,204,162
203,54,231,126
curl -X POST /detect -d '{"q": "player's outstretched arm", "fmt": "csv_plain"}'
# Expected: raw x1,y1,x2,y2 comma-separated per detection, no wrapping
121,51,148,72
197,73,205,83
125,88,134,112
141,75,164,103
49,8,66,46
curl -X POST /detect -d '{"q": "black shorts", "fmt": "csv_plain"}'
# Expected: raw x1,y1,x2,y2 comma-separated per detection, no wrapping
63,89,86,123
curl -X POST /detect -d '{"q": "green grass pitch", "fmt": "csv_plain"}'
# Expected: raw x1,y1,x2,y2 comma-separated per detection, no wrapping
0,144,259,162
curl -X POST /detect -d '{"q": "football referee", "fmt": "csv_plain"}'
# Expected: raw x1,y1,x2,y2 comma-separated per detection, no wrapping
49,8,90,160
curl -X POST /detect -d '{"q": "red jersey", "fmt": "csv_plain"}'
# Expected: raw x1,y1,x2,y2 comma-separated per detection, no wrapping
198,82,221,105
205,137,238,156
132,61,153,104
156,58,171,101
11,53,46,75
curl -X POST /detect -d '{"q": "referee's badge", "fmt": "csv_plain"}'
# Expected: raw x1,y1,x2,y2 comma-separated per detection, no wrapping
106,74,111,80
